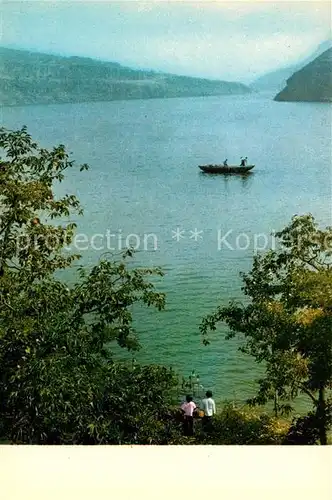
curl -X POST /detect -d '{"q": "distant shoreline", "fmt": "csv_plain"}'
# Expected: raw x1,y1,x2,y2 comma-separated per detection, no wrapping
1,92,255,109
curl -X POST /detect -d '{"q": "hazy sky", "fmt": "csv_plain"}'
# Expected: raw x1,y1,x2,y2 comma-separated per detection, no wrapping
1,1,331,82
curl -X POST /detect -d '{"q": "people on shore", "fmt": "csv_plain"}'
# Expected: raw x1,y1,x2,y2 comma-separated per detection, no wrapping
202,390,216,431
181,394,196,436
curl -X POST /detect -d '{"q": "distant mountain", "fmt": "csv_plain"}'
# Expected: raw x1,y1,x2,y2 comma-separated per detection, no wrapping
251,39,332,92
0,47,251,106
274,48,332,102
251,66,297,92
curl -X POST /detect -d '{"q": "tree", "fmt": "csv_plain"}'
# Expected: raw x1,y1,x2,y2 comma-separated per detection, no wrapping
200,215,332,444
0,126,179,443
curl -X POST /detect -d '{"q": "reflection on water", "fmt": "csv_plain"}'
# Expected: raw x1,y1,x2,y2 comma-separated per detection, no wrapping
221,172,254,189
199,170,255,193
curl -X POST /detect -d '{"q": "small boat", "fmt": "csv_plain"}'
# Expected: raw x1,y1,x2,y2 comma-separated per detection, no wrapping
199,164,255,174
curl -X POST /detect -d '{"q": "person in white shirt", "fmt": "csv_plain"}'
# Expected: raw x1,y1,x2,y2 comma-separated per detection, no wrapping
202,390,216,430
180,395,196,436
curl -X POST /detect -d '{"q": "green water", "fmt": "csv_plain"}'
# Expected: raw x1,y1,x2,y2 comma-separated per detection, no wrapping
3,93,331,405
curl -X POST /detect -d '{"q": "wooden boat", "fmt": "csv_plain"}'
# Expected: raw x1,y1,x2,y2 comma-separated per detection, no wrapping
199,164,255,174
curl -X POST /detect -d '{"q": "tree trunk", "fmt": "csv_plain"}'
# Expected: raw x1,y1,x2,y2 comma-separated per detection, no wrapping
317,386,327,445
274,391,278,417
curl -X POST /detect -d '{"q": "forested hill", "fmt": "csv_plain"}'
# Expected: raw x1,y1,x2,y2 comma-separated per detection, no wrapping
251,39,332,92
274,48,332,102
0,47,251,106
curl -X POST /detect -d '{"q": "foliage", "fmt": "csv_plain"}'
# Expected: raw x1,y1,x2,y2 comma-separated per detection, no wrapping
0,126,177,444
3,358,182,444
283,399,332,445
283,412,321,445
194,404,289,445
200,214,332,444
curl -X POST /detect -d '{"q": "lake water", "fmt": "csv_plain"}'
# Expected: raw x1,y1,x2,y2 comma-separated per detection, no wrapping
2,93,332,405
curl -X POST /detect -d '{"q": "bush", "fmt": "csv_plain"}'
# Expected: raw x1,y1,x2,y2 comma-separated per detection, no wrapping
1,359,184,444
195,403,289,445
283,413,320,445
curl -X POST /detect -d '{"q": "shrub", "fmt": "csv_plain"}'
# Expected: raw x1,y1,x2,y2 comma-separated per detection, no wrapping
195,403,289,445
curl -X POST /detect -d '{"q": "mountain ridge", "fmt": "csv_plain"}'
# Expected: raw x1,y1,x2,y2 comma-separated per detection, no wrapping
251,39,332,92
0,47,251,106
274,47,332,102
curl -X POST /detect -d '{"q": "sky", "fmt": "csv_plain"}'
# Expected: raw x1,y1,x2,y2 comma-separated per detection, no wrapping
1,1,331,82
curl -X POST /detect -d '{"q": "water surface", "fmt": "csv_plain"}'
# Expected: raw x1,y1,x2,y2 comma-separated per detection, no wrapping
3,93,331,404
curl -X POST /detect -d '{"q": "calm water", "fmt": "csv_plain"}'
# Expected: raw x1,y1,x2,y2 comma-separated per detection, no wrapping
2,94,332,404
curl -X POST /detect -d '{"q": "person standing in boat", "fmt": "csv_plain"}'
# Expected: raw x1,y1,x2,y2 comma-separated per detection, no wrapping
240,157,248,166
223,159,228,166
